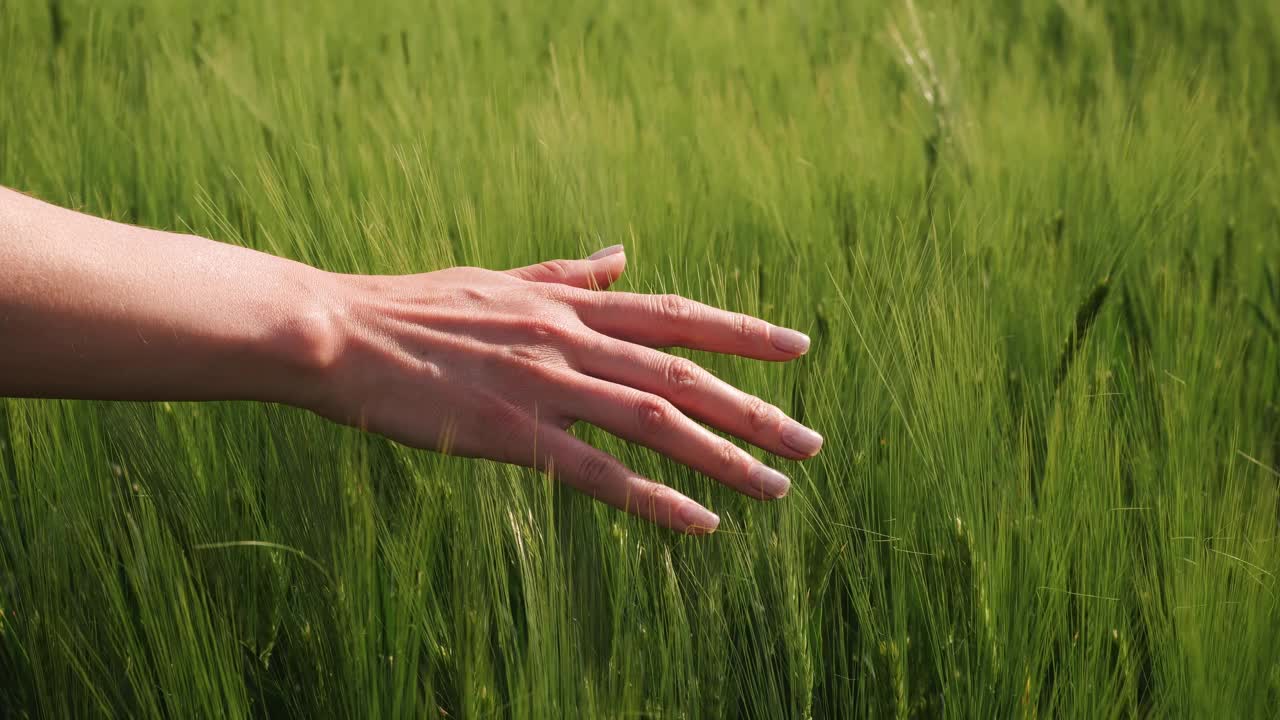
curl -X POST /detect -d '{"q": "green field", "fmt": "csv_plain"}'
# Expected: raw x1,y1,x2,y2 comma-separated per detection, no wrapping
3,0,1279,716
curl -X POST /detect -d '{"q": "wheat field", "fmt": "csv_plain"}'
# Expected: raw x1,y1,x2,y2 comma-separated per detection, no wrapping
2,1,1279,716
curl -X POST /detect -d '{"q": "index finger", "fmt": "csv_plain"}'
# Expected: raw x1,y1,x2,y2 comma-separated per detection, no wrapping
569,291,810,360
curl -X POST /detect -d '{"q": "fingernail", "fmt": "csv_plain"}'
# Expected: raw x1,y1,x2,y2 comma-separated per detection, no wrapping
771,326,810,355
588,244,625,260
679,503,720,534
749,464,791,499
782,421,824,457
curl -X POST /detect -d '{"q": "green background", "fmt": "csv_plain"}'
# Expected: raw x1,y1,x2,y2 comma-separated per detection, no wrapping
2,0,1279,716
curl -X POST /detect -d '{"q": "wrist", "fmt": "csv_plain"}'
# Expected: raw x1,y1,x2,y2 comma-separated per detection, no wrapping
256,262,349,410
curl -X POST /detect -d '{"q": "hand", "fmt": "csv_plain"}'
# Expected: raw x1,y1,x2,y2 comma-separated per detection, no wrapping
298,245,823,534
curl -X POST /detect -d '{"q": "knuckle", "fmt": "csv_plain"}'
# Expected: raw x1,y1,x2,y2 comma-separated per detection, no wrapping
746,397,781,432
631,483,673,518
717,440,744,472
734,313,764,342
462,287,495,304
562,330,604,366
523,316,570,343
539,282,585,305
575,453,615,494
664,357,701,392
538,259,574,279
505,344,559,370
655,294,692,323
634,395,674,434
490,342,572,383
476,399,528,437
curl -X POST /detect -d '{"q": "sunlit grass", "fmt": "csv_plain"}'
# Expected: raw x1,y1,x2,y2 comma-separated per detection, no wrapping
2,0,1279,716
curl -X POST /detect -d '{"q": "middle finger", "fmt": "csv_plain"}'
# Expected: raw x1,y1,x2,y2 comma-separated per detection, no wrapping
575,331,824,460
560,375,793,500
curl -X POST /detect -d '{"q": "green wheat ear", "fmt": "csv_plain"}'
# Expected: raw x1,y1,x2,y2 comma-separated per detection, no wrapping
1251,265,1280,343
1053,277,1111,390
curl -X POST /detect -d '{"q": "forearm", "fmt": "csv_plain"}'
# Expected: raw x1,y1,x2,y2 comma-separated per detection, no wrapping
0,186,332,404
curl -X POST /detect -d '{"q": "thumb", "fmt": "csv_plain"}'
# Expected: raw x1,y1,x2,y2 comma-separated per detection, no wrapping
505,244,627,290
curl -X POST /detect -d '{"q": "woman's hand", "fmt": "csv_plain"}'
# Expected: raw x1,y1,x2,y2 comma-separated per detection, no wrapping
0,185,819,534
301,245,823,533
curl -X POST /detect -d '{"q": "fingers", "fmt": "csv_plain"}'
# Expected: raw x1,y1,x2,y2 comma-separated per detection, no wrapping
506,245,626,290
563,375,795,500
531,426,721,534
576,333,824,460
570,290,810,360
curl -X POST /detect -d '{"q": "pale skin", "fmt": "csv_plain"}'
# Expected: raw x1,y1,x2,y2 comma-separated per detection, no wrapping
0,186,823,534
